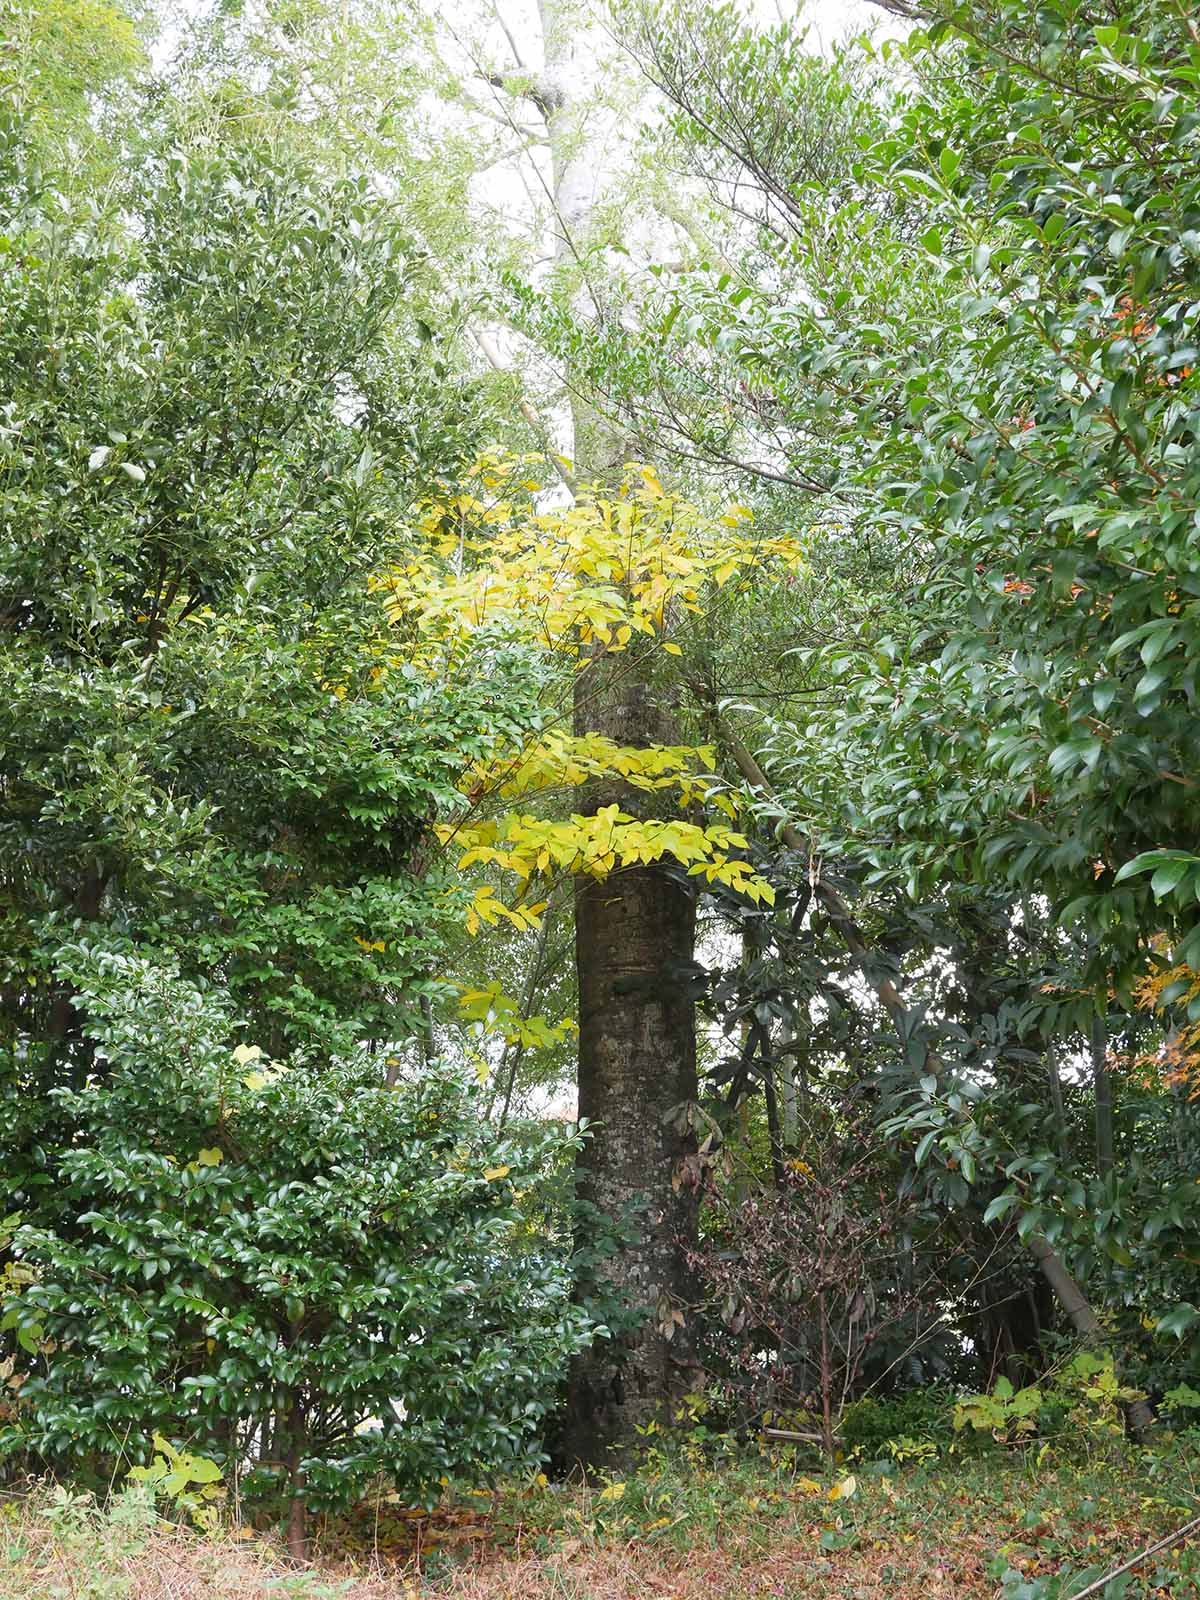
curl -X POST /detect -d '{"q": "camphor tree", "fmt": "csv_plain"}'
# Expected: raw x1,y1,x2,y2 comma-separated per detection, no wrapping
467,0,712,1464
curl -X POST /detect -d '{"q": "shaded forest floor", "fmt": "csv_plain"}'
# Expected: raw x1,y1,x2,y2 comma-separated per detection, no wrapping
3,1447,1199,1600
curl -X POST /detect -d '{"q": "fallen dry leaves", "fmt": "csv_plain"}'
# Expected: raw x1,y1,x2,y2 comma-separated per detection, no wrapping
2,1455,1198,1600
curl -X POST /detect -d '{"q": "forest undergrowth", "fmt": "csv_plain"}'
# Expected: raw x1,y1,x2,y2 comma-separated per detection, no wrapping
6,2,1200,1598
3,1444,1198,1600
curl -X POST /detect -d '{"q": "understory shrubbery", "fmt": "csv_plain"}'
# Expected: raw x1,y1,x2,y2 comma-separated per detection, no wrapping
840,1387,959,1460
686,1113,967,1451
0,951,592,1543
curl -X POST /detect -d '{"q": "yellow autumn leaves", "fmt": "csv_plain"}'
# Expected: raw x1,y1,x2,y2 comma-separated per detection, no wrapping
460,732,734,811
375,457,805,661
369,456,804,946
593,1471,855,1507
448,731,769,928
232,1043,286,1093
453,807,774,933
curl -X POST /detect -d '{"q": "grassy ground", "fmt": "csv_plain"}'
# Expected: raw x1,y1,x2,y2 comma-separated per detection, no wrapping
2,1444,1198,1600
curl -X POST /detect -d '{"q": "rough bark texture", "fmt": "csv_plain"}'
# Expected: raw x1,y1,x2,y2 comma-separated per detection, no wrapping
561,661,701,1468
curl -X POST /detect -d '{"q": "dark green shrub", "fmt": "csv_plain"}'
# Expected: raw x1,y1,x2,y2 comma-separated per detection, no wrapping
840,1387,958,1459
1,952,593,1544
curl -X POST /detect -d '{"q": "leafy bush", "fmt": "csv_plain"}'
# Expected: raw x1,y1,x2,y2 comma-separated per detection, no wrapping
0,952,593,1545
840,1387,958,1460
126,1435,225,1527
953,1353,1148,1451
687,1118,961,1454
953,1377,1044,1444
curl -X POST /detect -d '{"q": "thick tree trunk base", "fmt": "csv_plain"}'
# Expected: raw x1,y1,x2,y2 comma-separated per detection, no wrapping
561,862,701,1470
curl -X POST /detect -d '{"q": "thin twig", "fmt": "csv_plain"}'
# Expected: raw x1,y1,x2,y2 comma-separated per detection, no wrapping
1064,1512,1200,1600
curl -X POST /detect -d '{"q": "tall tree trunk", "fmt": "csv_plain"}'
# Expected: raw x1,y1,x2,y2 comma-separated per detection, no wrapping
534,0,701,1464
561,481,700,1464
565,806,700,1462
561,494,701,1464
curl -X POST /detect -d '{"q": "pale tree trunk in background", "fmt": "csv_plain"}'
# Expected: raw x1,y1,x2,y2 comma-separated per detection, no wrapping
1026,1231,1156,1439
1046,1041,1065,1143
535,0,701,1467
778,1021,798,1150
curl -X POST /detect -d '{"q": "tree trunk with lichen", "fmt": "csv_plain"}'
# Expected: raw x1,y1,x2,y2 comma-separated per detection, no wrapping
561,654,701,1466
530,0,702,1466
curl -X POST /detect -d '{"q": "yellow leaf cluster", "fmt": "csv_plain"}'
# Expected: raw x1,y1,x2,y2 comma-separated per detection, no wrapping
365,457,794,947
230,1043,286,1092
461,731,733,815
465,884,548,936
455,980,578,1051
447,805,774,927
186,1146,223,1173
375,464,805,661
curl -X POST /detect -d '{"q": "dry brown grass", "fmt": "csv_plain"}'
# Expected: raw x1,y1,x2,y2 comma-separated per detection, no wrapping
0,1489,366,1600
12,1530,319,1600
0,1531,989,1600
2,1451,1197,1600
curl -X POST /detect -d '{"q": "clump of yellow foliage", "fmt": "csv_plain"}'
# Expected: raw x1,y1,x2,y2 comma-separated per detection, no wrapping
377,455,804,660
371,455,807,1037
